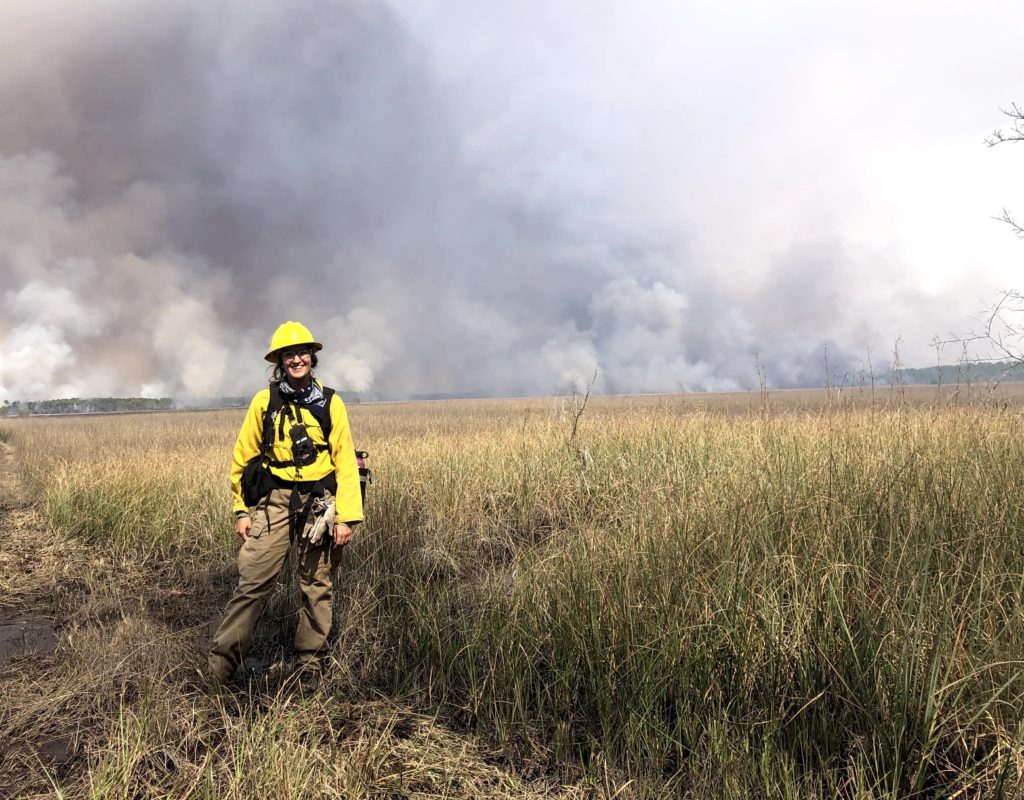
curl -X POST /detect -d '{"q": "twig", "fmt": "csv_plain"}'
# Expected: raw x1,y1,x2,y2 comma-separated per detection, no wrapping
568,370,597,467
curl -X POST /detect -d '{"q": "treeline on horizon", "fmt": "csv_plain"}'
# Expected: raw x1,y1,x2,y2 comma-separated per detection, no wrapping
0,393,369,416
0,396,246,416
4,361,1024,415
895,359,1024,385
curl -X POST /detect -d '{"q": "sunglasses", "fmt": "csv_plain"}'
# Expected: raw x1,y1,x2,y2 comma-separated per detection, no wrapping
281,348,312,363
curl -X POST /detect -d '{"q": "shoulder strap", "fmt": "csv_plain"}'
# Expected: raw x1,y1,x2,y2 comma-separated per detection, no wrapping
260,384,285,459
321,387,336,442
261,384,335,468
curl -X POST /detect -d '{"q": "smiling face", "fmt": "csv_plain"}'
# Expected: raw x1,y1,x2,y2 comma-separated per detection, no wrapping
279,346,313,387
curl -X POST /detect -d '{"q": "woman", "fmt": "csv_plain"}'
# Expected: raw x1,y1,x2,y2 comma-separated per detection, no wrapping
209,321,364,683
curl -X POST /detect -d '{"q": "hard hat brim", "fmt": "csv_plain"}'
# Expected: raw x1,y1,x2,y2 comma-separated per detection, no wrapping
264,341,323,362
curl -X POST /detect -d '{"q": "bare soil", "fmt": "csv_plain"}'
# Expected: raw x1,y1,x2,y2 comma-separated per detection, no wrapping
0,441,87,795
0,441,577,799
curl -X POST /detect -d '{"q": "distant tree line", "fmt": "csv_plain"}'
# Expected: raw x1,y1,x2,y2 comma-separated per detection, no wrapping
0,393,370,416
2,397,173,416
5,368,1024,416
896,360,1024,386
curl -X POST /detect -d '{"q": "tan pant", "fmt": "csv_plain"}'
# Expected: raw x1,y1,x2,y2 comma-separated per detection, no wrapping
209,487,343,681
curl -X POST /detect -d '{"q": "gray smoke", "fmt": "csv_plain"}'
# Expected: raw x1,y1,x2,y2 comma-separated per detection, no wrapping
0,0,1018,401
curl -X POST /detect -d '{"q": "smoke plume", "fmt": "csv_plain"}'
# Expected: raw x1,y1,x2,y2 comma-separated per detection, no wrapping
1,0,1021,401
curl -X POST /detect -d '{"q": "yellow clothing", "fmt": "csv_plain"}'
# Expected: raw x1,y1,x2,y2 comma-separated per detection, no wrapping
230,385,364,524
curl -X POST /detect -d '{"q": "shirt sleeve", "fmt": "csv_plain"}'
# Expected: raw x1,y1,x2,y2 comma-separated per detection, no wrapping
230,391,268,514
329,393,364,524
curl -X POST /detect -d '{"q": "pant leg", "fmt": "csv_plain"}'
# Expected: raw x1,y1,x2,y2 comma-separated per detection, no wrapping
209,489,293,680
294,494,344,667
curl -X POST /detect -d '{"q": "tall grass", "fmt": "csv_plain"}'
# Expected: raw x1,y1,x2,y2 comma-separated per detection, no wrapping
5,396,1024,796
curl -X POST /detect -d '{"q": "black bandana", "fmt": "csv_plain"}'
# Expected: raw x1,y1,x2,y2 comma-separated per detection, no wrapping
278,379,326,410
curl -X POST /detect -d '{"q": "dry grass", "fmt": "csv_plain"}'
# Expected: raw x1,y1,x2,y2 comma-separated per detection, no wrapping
1,388,1023,798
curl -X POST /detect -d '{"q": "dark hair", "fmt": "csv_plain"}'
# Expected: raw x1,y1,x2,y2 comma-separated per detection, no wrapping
270,352,318,383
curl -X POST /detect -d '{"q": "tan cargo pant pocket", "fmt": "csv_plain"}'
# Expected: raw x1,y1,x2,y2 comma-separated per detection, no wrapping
246,495,273,540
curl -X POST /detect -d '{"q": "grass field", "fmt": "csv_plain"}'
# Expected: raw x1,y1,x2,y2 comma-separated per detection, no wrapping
1,387,1023,798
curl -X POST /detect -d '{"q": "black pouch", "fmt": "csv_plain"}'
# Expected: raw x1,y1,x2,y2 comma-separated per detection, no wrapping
289,422,319,467
239,387,288,509
241,456,275,508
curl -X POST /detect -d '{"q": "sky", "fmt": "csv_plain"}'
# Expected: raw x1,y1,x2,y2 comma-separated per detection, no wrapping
0,0,1022,401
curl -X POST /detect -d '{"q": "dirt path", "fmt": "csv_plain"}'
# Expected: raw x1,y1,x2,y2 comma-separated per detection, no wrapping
0,437,219,796
0,441,80,795
0,441,61,615
0,437,582,799
0,440,181,795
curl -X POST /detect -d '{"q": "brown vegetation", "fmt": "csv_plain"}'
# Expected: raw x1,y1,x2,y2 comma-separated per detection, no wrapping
1,388,1022,797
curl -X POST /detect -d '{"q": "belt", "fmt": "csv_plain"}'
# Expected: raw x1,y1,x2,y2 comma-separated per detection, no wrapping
269,473,337,493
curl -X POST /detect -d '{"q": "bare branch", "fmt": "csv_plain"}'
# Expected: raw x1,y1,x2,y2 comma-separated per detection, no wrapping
984,102,1024,147
936,290,1024,369
568,369,597,468
949,107,1024,372
994,208,1024,239
569,369,597,445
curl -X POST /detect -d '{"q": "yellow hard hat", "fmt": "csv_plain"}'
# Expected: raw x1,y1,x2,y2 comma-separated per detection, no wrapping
264,321,322,362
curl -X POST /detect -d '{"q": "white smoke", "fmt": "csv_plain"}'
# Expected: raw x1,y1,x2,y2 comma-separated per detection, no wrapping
318,308,399,393
541,323,601,394
0,150,233,400
1,1,1022,402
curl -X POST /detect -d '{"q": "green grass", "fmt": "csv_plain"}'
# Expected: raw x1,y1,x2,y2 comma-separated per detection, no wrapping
336,408,1024,796
4,397,1024,797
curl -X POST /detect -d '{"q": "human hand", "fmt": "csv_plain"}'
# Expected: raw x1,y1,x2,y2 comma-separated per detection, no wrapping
333,523,353,547
235,516,253,541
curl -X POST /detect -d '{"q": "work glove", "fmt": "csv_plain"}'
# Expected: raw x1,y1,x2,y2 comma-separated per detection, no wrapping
305,497,336,545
